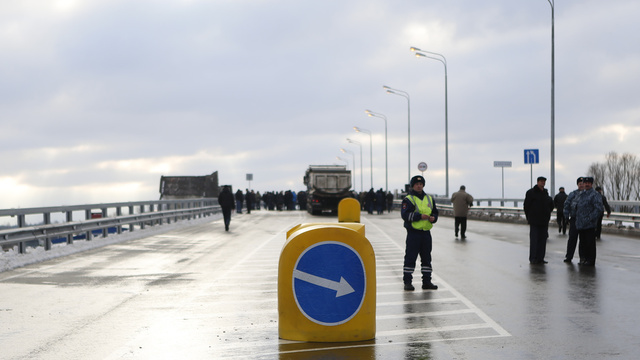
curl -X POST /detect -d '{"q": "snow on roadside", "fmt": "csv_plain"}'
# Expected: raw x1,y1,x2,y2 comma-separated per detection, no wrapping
1,214,223,273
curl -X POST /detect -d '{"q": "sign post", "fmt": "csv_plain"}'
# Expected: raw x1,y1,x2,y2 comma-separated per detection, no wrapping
246,173,253,190
493,161,512,205
524,149,539,188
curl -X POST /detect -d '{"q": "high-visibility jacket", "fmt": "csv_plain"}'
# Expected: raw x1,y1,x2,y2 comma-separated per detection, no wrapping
406,194,434,231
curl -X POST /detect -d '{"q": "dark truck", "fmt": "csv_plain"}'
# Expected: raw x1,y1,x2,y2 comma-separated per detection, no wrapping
303,165,353,215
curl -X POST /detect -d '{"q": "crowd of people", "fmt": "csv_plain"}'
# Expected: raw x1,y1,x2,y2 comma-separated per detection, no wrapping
358,189,395,215
219,173,613,294
524,176,611,266
230,189,308,213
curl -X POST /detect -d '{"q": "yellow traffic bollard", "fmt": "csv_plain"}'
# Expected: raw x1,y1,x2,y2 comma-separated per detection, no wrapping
278,198,376,342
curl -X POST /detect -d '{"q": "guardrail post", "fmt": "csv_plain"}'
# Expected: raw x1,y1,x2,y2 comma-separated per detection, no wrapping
149,204,156,226
129,205,135,232
66,211,74,244
116,207,123,234
101,208,108,238
166,202,172,224
158,203,164,225
17,214,26,254
85,209,93,240
140,205,146,230
44,212,52,250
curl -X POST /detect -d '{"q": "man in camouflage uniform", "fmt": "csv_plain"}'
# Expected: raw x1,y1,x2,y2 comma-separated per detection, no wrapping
563,177,584,263
574,177,604,266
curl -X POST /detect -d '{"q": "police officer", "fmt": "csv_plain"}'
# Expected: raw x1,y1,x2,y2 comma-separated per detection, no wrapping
563,177,584,263
575,177,604,266
401,175,439,291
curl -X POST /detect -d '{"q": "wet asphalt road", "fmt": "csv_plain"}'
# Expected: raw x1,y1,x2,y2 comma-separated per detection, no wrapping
1,210,639,359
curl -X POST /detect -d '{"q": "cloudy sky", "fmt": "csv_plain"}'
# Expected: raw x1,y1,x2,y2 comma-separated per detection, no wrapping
1,0,639,209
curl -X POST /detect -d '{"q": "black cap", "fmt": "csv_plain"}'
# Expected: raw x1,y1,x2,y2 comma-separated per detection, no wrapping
576,177,584,184
410,175,425,187
537,176,547,182
583,177,594,183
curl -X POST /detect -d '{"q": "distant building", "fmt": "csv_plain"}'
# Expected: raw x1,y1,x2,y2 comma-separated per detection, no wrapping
159,171,219,200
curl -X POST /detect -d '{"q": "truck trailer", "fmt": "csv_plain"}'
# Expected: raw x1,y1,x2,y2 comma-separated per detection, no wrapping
303,165,353,215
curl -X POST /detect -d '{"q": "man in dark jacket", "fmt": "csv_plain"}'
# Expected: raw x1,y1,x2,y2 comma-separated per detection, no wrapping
217,186,235,231
245,189,253,214
524,176,555,264
554,187,568,235
234,189,244,214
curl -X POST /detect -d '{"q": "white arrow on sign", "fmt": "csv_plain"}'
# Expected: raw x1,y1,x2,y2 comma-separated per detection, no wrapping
293,269,355,297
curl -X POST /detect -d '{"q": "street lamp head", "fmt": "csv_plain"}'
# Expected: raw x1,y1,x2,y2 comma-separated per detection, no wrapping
382,85,391,90
410,46,422,52
354,127,361,132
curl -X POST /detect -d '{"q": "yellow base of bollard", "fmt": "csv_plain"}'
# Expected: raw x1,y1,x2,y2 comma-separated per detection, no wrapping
278,224,376,342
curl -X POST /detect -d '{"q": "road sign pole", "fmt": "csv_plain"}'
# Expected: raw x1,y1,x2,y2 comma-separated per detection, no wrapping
493,161,512,204
502,167,505,201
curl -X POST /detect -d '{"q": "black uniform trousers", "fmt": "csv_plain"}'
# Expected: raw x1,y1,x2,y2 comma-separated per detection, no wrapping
578,228,597,264
529,224,548,263
403,229,433,284
557,212,567,234
565,218,581,261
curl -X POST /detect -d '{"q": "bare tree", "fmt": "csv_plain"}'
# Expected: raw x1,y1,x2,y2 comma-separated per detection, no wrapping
587,151,639,202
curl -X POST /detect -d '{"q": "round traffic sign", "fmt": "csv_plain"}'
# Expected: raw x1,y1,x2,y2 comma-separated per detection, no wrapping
292,241,366,326
418,162,428,172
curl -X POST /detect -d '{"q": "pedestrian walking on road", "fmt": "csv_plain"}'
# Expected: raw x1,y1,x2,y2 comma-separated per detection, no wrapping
554,187,568,235
575,177,604,266
245,189,253,214
217,185,234,231
451,185,474,239
563,177,584,263
401,175,439,291
235,189,244,214
524,176,554,265
386,191,394,213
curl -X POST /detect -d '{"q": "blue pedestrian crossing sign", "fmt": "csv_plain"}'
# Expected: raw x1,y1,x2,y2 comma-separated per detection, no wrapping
293,241,366,326
524,149,539,164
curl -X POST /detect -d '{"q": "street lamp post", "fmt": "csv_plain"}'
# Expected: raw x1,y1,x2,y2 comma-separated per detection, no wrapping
336,156,348,167
365,110,387,192
346,139,364,192
410,47,450,197
383,86,411,185
353,127,373,190
340,148,357,192
546,0,556,197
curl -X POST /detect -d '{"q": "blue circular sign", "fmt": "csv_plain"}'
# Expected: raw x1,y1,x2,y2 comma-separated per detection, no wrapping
292,241,366,326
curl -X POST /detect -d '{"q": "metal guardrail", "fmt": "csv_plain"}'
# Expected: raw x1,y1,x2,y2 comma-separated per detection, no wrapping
0,199,220,254
437,203,640,227
470,198,640,211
